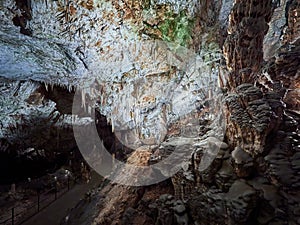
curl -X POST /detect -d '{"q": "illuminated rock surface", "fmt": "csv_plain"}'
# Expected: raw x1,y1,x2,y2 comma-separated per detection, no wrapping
0,0,299,224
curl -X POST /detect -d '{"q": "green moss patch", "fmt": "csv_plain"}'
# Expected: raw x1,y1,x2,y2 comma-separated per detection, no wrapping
158,10,194,47
142,8,195,47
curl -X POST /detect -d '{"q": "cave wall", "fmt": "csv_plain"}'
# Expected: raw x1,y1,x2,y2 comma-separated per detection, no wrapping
183,0,300,224
89,1,299,224
0,0,299,224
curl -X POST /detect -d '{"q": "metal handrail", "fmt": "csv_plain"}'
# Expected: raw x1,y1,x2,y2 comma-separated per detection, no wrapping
0,177,74,225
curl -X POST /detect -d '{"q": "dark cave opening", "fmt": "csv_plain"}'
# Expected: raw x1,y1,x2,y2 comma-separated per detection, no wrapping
0,88,130,186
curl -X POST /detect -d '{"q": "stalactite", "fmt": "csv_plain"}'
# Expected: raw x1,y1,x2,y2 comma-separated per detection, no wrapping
100,94,103,106
71,114,75,124
111,117,114,133
45,82,48,91
67,84,72,92
81,88,86,111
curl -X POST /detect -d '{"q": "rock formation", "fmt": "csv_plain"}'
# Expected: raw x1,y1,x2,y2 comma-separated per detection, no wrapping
0,0,299,224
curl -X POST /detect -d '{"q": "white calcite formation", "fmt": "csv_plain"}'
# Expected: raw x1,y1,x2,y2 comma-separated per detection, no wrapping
0,0,222,150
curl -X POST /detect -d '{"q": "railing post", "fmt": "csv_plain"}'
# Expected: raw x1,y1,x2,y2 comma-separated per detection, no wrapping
54,176,57,200
67,175,70,191
11,207,14,225
37,190,40,212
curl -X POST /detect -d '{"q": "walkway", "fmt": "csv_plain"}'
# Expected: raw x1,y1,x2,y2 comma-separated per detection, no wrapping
21,172,102,225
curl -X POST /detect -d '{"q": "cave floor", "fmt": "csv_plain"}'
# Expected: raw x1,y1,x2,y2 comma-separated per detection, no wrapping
20,172,102,225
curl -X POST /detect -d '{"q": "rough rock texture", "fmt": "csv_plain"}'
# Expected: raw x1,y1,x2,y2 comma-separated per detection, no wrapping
224,84,280,157
0,0,222,152
0,78,78,182
0,0,299,225
158,0,300,225
0,0,225,187
223,0,273,88
92,180,174,225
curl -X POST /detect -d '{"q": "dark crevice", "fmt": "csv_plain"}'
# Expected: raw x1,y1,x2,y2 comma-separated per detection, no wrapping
12,0,32,36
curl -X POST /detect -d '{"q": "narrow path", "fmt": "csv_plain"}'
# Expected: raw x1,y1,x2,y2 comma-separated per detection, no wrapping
21,172,102,225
